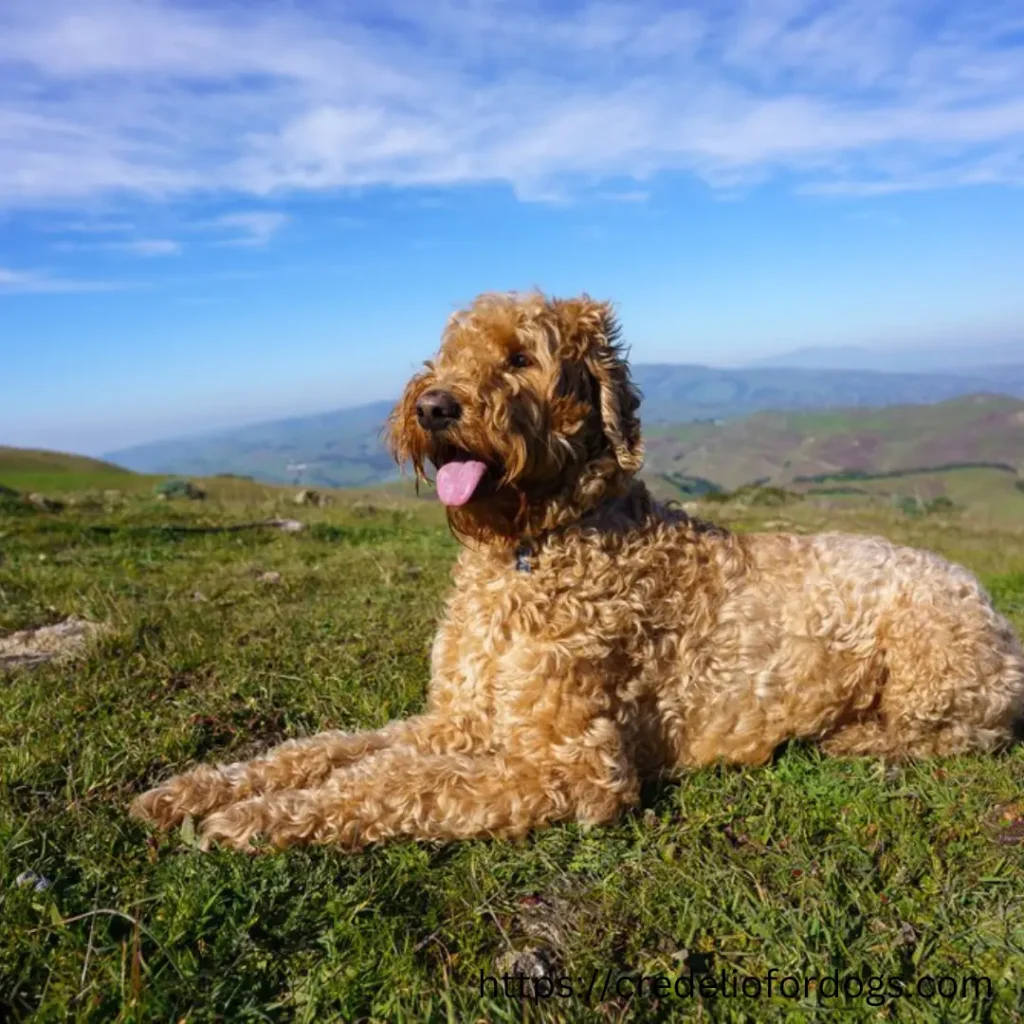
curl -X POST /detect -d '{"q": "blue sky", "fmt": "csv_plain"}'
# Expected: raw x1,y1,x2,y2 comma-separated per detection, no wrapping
2,0,1024,455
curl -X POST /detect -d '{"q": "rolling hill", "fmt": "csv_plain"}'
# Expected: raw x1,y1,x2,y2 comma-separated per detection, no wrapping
0,446,137,493
644,394,1024,489
643,394,1024,527
105,363,1024,488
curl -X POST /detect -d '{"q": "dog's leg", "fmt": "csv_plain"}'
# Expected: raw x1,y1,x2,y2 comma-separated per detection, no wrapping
198,733,639,851
131,713,485,830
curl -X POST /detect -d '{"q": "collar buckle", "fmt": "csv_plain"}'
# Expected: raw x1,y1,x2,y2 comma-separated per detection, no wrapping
514,543,533,573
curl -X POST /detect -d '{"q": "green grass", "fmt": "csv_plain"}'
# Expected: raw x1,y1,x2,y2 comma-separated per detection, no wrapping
2,490,1024,1021
0,448,142,497
807,467,1024,530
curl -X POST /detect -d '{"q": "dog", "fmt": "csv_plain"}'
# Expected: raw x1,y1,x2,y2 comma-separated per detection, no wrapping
131,291,1024,851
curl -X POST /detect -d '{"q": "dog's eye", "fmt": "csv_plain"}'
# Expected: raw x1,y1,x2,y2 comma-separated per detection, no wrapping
508,352,532,370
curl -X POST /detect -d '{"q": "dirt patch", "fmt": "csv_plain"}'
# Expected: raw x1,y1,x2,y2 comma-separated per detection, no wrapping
0,616,109,670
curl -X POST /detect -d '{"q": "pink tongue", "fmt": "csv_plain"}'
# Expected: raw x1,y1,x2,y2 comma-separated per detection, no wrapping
436,460,488,506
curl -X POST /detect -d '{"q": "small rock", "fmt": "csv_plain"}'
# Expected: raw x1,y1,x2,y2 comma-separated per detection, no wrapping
65,493,103,510
15,870,52,892
294,489,317,506
293,489,331,507
154,480,206,501
265,517,305,533
494,946,559,995
0,616,110,670
27,493,64,512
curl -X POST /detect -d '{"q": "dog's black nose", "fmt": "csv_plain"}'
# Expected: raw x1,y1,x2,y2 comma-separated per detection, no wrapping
416,390,462,431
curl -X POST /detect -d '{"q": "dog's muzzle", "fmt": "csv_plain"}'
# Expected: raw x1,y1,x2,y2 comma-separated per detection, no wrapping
416,390,462,432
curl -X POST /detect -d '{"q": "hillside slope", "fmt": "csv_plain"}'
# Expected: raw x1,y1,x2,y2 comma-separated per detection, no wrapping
0,447,136,493
645,394,1024,490
104,363,1024,487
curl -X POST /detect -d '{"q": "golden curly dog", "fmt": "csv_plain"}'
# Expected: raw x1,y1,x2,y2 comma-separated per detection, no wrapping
132,291,1024,851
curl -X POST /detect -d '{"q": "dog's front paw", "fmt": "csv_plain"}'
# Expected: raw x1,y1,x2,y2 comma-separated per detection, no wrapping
199,799,270,852
130,764,235,830
130,783,189,830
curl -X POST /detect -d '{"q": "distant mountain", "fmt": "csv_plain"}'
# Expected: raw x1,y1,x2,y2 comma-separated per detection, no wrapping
746,341,1024,373
105,362,1024,487
107,401,398,489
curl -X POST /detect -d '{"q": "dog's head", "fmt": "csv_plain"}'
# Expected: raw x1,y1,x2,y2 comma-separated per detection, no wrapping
387,291,643,543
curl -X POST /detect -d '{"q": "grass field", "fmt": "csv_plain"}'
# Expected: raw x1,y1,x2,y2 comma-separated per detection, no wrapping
3,482,1024,1022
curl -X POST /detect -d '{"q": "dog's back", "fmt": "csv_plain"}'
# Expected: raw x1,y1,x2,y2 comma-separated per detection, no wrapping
677,526,1024,765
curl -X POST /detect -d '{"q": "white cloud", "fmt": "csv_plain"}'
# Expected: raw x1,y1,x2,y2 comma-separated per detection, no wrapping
0,266,124,293
43,219,137,234
121,238,181,256
54,238,182,256
0,0,1022,209
202,211,290,246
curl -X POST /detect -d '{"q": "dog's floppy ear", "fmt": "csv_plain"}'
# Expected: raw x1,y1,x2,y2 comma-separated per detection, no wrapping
554,296,644,473
385,364,432,483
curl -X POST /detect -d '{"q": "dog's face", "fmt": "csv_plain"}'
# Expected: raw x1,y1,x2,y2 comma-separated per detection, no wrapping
387,291,643,541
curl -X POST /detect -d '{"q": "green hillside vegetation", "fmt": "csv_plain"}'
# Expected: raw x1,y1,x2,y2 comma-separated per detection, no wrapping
2,482,1024,1020
794,461,1019,484
0,446,428,509
645,395,1024,528
0,447,139,494
645,394,1024,487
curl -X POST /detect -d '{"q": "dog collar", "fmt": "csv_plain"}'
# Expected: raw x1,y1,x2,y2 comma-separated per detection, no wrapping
514,543,533,573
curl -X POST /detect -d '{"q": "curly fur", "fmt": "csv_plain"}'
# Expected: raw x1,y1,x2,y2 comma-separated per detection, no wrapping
131,291,1024,851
